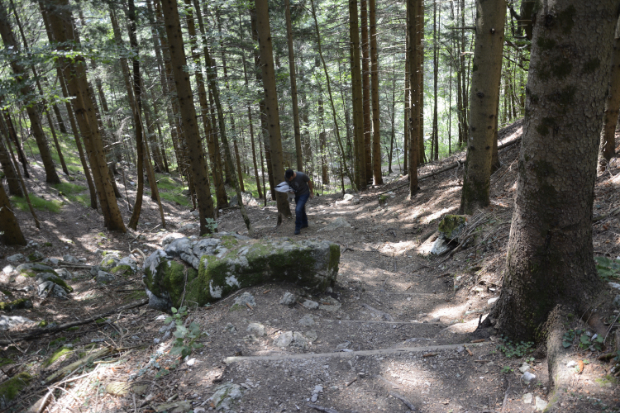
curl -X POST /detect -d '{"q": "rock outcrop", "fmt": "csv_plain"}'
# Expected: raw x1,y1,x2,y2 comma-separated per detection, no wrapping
143,233,340,311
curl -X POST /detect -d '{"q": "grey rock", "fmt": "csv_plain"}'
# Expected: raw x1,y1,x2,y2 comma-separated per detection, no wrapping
62,254,80,264
343,194,355,201
146,288,171,311
32,264,54,272
28,251,45,262
291,332,308,348
6,254,25,263
100,254,121,271
298,314,315,327
26,240,39,248
208,383,243,411
613,295,620,308
519,363,530,373
41,257,60,266
610,282,620,290
318,217,352,232
232,292,256,310
53,268,72,279
488,297,499,305
2,265,14,275
0,315,34,331
318,296,341,312
96,271,115,284
143,237,340,310
161,233,185,247
280,292,297,306
302,299,319,310
521,371,536,385
90,265,102,277
15,263,34,273
336,341,350,350
246,323,265,337
111,256,138,275
305,330,318,342
566,361,577,368
38,281,67,299
274,331,294,347
535,397,548,411
159,321,175,333
179,222,199,233
430,237,451,255
224,323,236,333
522,393,533,404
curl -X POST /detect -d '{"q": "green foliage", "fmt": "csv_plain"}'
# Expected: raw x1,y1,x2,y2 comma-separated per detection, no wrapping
496,337,534,358
10,195,63,213
205,218,218,232
501,366,513,374
160,191,191,207
53,182,89,207
164,307,205,358
563,328,605,351
594,256,620,280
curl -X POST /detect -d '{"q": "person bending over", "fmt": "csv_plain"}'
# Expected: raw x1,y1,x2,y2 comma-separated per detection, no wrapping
285,169,314,235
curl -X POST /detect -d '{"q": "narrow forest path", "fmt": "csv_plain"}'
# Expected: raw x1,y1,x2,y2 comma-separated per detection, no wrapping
1,120,620,412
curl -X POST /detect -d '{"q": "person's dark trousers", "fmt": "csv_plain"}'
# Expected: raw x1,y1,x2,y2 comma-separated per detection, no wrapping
294,193,310,231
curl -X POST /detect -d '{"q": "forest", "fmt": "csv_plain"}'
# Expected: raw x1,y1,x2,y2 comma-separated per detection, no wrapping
0,0,619,412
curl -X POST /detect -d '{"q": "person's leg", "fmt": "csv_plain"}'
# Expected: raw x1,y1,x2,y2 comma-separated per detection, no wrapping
295,193,309,233
301,197,309,228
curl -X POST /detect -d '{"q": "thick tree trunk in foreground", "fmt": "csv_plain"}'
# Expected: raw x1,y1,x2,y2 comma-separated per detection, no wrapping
45,0,126,232
599,18,620,169
0,183,26,246
0,111,29,178
369,0,383,185
160,0,216,235
459,0,506,214
255,0,291,217
361,0,372,184
492,0,618,342
350,0,367,191
0,2,60,185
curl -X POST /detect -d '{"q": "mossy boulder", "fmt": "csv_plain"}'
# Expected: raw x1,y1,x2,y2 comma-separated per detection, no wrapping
0,298,33,312
143,234,340,311
0,372,31,408
437,215,467,240
110,256,138,276
99,254,121,271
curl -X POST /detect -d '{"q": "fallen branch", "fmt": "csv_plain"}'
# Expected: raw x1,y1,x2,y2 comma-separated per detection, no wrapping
307,404,341,413
0,298,148,345
389,392,416,411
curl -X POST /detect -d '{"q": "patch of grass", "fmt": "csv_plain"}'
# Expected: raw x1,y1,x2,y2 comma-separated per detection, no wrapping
155,174,178,191
160,191,191,207
53,182,89,207
10,195,63,213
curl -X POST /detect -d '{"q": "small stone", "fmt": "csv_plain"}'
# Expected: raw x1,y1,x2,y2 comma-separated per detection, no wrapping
208,383,243,411
522,393,533,404
26,240,39,248
535,396,548,411
41,257,60,266
305,330,318,342
302,300,319,310
2,265,14,275
0,315,35,331
488,297,499,305
336,341,350,350
519,363,530,373
291,332,308,348
566,361,577,368
609,282,620,291
53,268,72,280
224,323,236,333
96,271,115,284
62,255,80,264
456,346,464,353
28,251,45,262
298,314,315,327
186,358,196,366
274,331,294,347
613,295,620,308
6,254,25,263
232,292,256,309
247,323,265,337
280,292,297,306
521,371,536,385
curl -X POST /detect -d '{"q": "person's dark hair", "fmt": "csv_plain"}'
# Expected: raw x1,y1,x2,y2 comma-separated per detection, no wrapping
285,169,295,179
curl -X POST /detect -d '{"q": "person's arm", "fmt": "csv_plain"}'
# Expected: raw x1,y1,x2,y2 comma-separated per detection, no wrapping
308,180,314,198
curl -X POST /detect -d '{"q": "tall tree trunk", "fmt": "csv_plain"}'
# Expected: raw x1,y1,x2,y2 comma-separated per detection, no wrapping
318,94,329,185
407,0,421,195
284,0,303,171
599,18,620,169
160,0,217,234
187,0,228,209
459,0,506,214
0,2,60,184
403,46,409,174
369,0,383,185
432,0,439,161
361,0,372,183
350,0,367,191
44,0,126,232
388,72,396,174
0,111,29,178
492,0,618,346
241,53,263,199
0,130,22,196
310,0,354,188
255,0,291,218
0,183,26,246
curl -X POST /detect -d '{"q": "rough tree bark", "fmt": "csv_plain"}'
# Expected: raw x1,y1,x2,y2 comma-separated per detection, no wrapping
284,0,303,171
255,0,292,218
0,132,23,197
369,0,383,185
0,183,26,246
361,0,372,183
407,0,422,195
350,0,367,191
459,0,506,214
491,0,618,343
160,0,217,235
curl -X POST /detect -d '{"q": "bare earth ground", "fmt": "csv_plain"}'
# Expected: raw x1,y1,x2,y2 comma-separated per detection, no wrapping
1,121,620,413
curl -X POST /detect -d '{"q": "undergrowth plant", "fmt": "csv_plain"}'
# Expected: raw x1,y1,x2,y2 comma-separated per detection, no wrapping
496,336,534,358
164,306,204,358
595,256,620,280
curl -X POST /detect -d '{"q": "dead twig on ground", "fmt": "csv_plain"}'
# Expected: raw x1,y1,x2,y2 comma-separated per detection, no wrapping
0,298,148,346
389,391,416,411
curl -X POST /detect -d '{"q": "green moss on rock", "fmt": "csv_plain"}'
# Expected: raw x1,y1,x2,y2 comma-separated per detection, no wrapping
438,215,467,239
110,264,135,276
0,298,32,312
0,372,32,403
